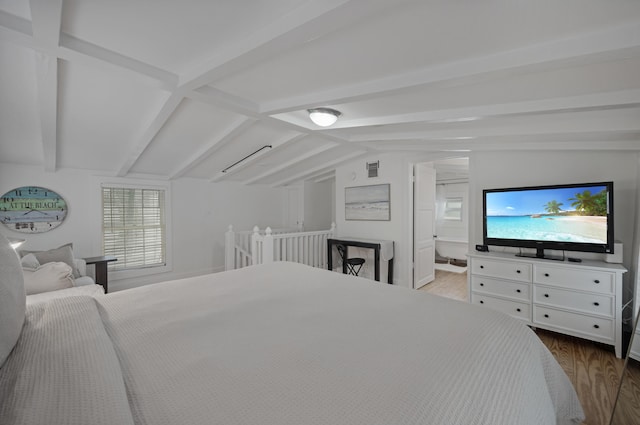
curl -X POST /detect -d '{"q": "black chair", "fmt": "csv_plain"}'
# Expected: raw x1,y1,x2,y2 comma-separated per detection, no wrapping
336,244,365,276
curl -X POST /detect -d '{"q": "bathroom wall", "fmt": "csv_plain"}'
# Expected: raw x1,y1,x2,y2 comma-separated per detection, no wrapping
435,181,469,241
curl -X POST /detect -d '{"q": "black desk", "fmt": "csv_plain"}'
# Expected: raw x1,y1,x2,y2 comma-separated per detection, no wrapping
84,256,117,293
327,238,394,284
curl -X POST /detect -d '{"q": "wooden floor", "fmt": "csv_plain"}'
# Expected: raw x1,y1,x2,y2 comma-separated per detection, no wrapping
421,270,626,425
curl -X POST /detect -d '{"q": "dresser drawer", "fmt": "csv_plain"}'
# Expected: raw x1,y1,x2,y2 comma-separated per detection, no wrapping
471,276,530,301
533,286,613,317
533,306,614,341
471,259,531,282
533,266,614,294
471,293,530,322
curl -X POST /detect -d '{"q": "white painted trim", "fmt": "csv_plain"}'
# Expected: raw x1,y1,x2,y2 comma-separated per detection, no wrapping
261,21,640,114
99,179,173,281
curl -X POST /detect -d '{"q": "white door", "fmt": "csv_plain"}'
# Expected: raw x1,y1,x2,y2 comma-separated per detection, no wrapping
413,164,436,289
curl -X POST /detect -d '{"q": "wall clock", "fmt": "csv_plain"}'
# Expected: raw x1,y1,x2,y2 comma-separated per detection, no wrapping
0,186,68,233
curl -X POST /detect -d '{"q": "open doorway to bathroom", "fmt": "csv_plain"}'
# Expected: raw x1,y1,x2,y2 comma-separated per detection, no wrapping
416,157,469,300
434,158,469,274
412,157,469,292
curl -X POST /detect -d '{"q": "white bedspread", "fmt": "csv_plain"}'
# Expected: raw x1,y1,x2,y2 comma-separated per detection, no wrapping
0,262,584,425
26,283,104,305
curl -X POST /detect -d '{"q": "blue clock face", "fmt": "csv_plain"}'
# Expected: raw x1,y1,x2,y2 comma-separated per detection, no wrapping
0,186,68,233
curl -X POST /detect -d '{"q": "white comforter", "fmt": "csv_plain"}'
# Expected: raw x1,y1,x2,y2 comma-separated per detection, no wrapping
0,262,584,425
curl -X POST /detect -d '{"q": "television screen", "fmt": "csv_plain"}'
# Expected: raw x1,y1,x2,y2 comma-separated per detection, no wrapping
483,182,614,256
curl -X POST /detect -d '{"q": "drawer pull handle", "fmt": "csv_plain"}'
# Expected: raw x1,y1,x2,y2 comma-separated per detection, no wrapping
516,270,521,274
480,265,484,269
516,289,521,293
480,300,484,304
594,279,600,284
544,314,549,318
544,294,549,298
516,308,521,312
594,302,600,306
544,273,549,277
594,324,600,329
480,283,484,286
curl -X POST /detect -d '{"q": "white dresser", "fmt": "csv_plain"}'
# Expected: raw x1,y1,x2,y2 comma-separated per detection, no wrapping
630,325,640,361
468,251,627,358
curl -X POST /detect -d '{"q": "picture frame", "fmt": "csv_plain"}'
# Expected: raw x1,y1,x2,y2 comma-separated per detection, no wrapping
345,184,390,221
0,186,68,233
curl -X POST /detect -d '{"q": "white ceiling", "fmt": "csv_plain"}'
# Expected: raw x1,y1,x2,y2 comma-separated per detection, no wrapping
1,0,640,186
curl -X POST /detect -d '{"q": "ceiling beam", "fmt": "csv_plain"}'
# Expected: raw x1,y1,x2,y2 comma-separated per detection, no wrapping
260,21,640,115
269,150,366,187
210,133,306,182
186,86,363,153
338,89,640,134
243,143,337,185
58,34,178,89
372,137,640,153
29,0,62,172
351,108,640,143
187,86,259,116
33,53,58,172
169,118,256,179
177,0,397,90
0,10,33,46
29,0,62,48
117,93,183,176
0,10,178,90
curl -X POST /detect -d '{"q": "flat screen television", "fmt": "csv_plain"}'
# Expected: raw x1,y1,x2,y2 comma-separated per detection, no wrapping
483,181,614,260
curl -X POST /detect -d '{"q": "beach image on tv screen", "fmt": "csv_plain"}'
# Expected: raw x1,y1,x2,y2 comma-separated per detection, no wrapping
485,185,609,243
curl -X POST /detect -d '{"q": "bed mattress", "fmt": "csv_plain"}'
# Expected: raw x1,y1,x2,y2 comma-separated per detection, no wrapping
0,261,584,425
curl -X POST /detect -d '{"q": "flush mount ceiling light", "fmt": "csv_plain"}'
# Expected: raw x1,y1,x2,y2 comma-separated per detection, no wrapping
307,108,341,127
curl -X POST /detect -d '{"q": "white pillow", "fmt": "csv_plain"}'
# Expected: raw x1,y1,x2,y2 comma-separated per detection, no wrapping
20,253,40,270
0,234,26,367
23,262,74,295
20,243,80,278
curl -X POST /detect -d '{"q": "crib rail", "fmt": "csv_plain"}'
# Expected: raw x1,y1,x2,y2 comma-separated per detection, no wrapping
225,223,335,271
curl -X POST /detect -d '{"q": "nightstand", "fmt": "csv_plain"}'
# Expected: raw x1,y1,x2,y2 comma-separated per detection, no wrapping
83,256,117,293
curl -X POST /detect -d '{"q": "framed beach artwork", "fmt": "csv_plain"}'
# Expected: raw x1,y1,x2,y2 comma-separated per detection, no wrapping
345,184,390,221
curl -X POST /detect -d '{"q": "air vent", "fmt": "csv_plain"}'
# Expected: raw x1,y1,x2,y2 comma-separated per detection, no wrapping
366,161,379,178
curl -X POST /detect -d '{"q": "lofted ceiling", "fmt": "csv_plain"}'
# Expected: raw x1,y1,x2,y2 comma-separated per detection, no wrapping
1,0,640,186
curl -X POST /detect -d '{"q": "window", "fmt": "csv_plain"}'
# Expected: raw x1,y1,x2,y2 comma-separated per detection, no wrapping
102,186,166,271
443,197,463,221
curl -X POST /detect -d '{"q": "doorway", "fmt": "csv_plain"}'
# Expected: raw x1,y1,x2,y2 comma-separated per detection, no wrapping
413,158,469,291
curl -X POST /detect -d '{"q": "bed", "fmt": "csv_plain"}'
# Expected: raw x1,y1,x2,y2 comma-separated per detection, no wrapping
0,235,584,425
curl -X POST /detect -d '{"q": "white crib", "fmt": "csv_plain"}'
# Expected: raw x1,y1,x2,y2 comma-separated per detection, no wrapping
225,223,336,271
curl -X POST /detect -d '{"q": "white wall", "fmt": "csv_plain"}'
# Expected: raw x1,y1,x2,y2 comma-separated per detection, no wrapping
435,182,469,241
335,152,411,286
303,180,333,231
0,164,287,291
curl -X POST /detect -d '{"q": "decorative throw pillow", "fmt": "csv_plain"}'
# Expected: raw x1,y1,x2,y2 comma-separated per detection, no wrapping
21,243,80,278
20,253,40,271
22,262,74,295
0,234,26,367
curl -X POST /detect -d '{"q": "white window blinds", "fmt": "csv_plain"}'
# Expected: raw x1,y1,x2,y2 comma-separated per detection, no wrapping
102,187,166,271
